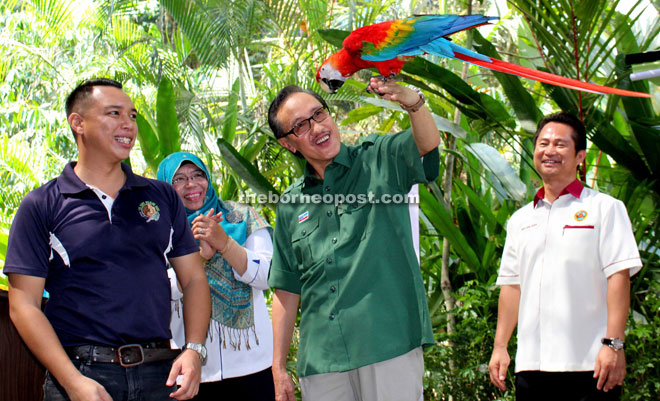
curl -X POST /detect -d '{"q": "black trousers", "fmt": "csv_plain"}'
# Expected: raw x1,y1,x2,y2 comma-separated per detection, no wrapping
191,367,275,401
516,371,622,401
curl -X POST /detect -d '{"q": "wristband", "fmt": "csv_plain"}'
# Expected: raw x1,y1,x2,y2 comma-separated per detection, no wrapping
400,87,426,113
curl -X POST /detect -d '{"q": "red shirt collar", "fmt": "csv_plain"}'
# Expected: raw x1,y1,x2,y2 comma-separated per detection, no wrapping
533,179,584,207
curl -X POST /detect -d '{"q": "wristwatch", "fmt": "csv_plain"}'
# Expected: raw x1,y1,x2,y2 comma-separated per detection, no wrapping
183,342,208,363
601,337,624,351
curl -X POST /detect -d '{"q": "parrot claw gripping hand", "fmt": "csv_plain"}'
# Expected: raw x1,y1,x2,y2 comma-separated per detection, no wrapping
365,73,400,94
316,14,650,98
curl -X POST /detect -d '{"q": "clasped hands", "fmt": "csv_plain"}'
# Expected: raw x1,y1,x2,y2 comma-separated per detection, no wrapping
191,209,229,260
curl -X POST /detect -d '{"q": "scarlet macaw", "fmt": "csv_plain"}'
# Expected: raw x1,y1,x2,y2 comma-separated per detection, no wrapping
316,14,650,98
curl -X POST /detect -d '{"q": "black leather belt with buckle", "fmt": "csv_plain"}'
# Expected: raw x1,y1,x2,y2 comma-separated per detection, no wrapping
65,341,181,367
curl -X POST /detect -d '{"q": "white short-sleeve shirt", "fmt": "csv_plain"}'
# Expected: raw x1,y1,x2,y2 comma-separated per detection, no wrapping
497,180,642,372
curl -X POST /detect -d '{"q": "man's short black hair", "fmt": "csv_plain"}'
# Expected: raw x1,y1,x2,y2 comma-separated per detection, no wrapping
65,78,123,118
65,78,123,139
534,112,586,154
268,85,329,139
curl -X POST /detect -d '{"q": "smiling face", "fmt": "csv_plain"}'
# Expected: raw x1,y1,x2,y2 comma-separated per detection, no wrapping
276,92,341,177
534,121,586,186
68,85,138,163
172,163,209,211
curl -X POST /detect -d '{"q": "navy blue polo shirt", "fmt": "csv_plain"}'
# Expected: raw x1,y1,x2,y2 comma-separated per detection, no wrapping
4,162,198,347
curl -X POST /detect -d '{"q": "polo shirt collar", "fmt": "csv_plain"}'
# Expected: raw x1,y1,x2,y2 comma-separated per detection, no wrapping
533,179,584,207
57,161,149,195
301,144,350,189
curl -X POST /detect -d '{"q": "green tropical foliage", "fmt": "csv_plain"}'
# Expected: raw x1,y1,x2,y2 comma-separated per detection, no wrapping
1,0,658,399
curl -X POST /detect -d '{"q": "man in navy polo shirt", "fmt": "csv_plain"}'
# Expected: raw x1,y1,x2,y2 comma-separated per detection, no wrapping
5,78,211,401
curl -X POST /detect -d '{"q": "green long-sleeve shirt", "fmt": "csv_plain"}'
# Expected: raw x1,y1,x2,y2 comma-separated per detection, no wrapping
269,130,440,377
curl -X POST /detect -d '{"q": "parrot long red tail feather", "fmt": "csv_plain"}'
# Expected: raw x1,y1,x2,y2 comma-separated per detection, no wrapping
454,53,651,98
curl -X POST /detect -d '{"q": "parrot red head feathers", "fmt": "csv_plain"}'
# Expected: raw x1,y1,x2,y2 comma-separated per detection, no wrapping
316,50,354,94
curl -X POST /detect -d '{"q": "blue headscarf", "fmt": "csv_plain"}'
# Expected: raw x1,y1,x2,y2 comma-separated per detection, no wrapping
157,152,247,246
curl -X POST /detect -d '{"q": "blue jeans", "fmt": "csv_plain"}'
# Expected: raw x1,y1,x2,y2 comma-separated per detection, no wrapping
44,359,176,401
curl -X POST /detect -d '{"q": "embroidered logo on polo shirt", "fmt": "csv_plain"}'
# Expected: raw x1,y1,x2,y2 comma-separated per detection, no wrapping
574,210,587,221
138,201,160,222
575,210,587,221
298,211,309,223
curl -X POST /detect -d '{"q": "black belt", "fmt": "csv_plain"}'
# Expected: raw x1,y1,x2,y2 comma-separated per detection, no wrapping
65,340,181,367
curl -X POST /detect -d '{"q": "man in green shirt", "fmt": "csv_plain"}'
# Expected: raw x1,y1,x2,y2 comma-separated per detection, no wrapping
267,78,441,401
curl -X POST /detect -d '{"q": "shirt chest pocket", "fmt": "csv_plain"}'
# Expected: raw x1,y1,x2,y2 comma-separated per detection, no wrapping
339,202,372,241
562,224,598,258
291,217,321,268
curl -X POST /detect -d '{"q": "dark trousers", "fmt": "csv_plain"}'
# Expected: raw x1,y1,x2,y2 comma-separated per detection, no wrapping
516,371,622,401
44,359,175,401
192,367,275,401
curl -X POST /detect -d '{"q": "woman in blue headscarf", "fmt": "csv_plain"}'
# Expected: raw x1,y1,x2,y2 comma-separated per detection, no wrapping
157,152,275,401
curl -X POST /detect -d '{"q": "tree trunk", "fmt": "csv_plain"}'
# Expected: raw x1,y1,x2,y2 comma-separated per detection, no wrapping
440,0,474,374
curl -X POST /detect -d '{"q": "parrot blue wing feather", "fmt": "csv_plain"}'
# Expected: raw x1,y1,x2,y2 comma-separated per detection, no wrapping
421,39,493,63
446,41,492,63
399,49,426,57
360,14,498,62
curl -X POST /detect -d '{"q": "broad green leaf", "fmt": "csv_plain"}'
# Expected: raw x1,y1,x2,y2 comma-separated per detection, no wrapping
217,138,279,207
360,96,467,138
454,180,498,230
455,202,485,270
220,176,238,203
136,113,160,172
341,104,382,125
222,78,240,142
156,77,181,157
403,58,513,125
629,121,660,178
616,55,659,178
471,30,543,133
242,132,269,163
402,58,481,105
0,226,7,264
419,186,481,270
589,112,652,181
465,143,527,202
317,29,349,49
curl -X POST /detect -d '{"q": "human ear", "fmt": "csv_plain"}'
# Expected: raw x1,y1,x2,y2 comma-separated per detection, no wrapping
278,137,298,154
68,113,84,137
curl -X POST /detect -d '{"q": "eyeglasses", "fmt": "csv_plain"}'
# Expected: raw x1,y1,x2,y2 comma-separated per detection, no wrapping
172,171,207,186
283,107,329,138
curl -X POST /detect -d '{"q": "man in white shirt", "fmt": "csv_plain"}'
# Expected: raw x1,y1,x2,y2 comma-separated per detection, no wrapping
488,112,642,400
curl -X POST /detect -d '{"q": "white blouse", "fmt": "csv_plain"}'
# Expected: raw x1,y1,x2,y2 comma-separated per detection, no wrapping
169,228,274,382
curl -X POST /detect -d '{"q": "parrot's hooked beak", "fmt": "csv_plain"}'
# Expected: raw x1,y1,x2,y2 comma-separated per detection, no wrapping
319,78,346,94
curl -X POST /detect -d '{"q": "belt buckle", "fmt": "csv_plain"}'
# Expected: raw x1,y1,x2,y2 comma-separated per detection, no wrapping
117,344,145,367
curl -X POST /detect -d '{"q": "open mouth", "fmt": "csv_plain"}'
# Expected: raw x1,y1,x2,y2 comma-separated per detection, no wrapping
316,134,330,145
184,192,202,201
115,137,132,144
